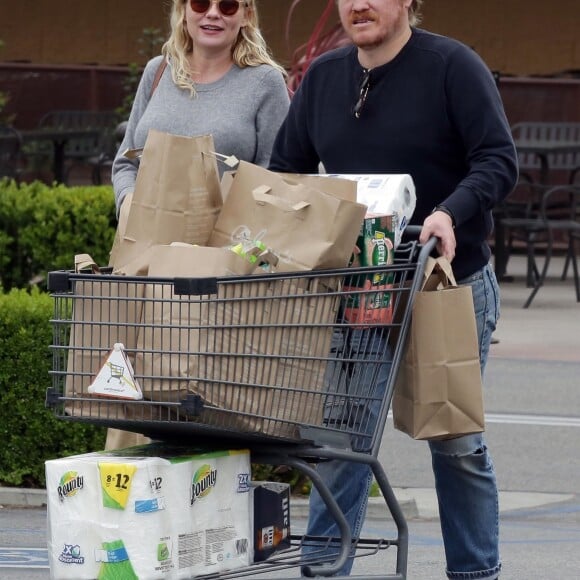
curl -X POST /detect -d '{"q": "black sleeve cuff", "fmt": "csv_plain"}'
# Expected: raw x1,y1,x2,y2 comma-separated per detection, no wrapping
432,204,456,227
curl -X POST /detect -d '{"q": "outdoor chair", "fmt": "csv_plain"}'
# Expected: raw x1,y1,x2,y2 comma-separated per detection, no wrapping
92,120,127,185
0,125,23,181
499,183,580,307
38,110,121,185
494,177,539,281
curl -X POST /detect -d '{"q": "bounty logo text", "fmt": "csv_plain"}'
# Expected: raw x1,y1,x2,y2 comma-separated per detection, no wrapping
190,465,217,505
57,471,84,501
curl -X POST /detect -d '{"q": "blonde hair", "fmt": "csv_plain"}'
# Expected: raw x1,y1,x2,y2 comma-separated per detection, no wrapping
409,0,423,27
162,0,286,95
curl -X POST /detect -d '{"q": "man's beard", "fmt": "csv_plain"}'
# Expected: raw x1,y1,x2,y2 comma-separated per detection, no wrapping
354,35,387,50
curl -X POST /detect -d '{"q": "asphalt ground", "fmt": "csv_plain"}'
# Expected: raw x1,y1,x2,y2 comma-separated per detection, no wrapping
1,254,579,579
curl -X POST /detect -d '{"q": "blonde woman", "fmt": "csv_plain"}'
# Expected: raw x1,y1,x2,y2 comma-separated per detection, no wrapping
112,0,290,215
107,0,289,450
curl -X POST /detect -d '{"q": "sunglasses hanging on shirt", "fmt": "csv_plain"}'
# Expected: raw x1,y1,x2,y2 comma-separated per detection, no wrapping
189,0,247,16
353,69,371,119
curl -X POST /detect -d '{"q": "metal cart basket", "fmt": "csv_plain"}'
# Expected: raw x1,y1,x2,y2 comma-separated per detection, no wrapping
47,227,436,580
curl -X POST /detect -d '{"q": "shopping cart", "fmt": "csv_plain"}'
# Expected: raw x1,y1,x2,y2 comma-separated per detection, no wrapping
46,226,436,579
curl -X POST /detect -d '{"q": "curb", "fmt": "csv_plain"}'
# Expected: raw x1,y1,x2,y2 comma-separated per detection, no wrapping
0,487,48,508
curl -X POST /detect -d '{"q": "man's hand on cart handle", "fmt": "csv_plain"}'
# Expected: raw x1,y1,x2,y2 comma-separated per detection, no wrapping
420,209,456,262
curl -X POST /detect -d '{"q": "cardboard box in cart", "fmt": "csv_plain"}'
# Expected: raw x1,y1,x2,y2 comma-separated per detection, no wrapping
252,482,291,562
45,444,252,579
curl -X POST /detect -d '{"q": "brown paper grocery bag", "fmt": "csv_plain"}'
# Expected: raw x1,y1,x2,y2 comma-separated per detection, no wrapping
135,243,339,440
64,255,145,420
110,129,222,270
105,428,150,451
209,161,367,272
392,257,485,440
135,242,277,404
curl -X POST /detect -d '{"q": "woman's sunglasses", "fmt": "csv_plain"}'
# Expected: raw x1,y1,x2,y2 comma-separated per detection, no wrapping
189,0,246,17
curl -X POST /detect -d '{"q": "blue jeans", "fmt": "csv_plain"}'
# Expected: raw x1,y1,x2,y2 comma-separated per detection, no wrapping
304,264,501,579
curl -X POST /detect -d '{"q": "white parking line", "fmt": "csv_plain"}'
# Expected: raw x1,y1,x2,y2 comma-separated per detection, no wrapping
388,411,580,428
0,547,49,568
485,412,580,428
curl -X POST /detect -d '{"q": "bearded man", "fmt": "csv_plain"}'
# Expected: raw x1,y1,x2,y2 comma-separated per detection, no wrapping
270,1,517,578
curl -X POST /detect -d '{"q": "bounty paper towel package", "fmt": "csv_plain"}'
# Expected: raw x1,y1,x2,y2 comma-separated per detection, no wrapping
46,443,252,579
326,174,416,248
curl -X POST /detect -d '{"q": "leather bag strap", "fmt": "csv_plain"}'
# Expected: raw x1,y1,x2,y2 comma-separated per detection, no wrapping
150,58,168,99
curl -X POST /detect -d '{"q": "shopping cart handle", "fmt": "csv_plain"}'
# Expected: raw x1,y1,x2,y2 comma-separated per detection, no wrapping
402,225,439,255
403,224,422,239
398,226,440,285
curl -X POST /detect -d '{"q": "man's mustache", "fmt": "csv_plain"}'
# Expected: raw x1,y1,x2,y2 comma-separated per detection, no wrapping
349,10,375,25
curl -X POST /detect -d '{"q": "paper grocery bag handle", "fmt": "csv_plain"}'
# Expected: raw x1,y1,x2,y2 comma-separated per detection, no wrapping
252,185,310,212
74,254,100,274
206,151,239,168
122,147,142,160
421,256,457,291
122,148,238,167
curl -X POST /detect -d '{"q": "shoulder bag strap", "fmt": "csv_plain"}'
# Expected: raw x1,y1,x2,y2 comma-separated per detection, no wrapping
150,58,168,99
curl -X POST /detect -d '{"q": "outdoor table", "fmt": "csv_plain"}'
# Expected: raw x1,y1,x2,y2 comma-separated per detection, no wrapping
514,139,580,184
20,127,100,184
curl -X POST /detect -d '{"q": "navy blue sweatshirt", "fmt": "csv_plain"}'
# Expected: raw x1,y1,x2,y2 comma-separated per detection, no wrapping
269,28,518,280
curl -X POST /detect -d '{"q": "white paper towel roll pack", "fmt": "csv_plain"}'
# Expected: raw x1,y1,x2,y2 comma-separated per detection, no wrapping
46,444,252,579
327,174,416,248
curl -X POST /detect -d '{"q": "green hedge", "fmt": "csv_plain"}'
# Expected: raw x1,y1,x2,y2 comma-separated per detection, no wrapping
0,177,114,487
0,178,116,291
0,288,106,487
